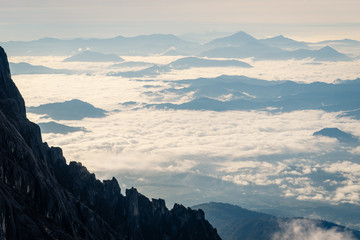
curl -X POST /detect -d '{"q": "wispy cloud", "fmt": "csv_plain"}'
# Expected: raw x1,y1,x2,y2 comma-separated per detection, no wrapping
272,219,356,240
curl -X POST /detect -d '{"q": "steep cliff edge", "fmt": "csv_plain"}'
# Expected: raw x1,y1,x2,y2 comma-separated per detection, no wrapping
0,46,221,240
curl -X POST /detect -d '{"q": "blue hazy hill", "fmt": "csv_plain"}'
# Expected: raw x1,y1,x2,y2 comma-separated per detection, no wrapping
168,57,252,69
313,128,359,143
111,61,154,68
201,44,351,61
109,57,252,77
38,121,87,134
204,31,258,49
9,62,72,75
63,50,124,62
291,46,352,61
27,99,107,120
259,35,310,50
1,34,200,56
2,32,359,57
201,41,283,59
315,38,360,47
144,76,360,115
109,65,171,78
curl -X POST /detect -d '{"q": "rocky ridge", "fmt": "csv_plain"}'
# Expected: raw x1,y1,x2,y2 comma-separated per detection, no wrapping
0,46,221,240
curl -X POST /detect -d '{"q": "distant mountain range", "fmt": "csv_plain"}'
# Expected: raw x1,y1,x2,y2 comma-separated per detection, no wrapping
109,57,252,78
193,202,360,240
200,44,351,61
1,31,356,61
143,75,360,118
200,32,352,61
0,34,200,56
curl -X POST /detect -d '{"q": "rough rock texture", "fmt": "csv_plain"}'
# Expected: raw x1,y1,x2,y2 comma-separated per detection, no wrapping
0,46,221,240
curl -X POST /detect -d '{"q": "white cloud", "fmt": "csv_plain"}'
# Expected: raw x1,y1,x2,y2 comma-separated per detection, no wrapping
37,109,345,173
10,55,360,207
320,161,360,203
272,219,356,240
324,161,360,176
350,146,360,155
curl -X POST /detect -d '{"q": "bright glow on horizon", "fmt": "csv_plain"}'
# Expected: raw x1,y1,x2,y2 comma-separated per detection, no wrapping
0,0,360,41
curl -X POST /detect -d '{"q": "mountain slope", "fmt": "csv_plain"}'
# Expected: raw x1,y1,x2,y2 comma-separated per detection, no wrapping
0,46,221,240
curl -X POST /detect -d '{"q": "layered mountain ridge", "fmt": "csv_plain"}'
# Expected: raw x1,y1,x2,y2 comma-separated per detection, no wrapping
1,31,356,61
0,46,221,240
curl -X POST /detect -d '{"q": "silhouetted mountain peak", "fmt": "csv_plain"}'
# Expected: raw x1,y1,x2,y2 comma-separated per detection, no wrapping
231,31,257,40
0,47,26,117
270,35,296,42
313,127,358,143
259,35,310,50
311,46,352,61
206,31,257,47
318,46,338,53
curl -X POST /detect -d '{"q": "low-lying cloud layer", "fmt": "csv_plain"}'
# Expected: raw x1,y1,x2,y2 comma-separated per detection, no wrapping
272,219,356,240
11,55,360,227
26,108,360,206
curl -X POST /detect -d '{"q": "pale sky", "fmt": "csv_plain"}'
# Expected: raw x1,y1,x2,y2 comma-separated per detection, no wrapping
1,0,360,41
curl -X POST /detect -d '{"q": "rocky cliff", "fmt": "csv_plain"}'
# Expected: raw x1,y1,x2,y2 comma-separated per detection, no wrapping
0,46,221,240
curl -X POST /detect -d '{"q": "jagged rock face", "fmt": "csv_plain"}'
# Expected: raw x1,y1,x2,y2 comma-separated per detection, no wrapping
0,47,121,240
0,46,221,240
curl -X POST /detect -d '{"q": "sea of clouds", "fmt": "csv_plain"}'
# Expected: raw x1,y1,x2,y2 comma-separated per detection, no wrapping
10,55,360,218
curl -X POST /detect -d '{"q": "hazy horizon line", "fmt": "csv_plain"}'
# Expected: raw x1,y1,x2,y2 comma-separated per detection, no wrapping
2,27,360,43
